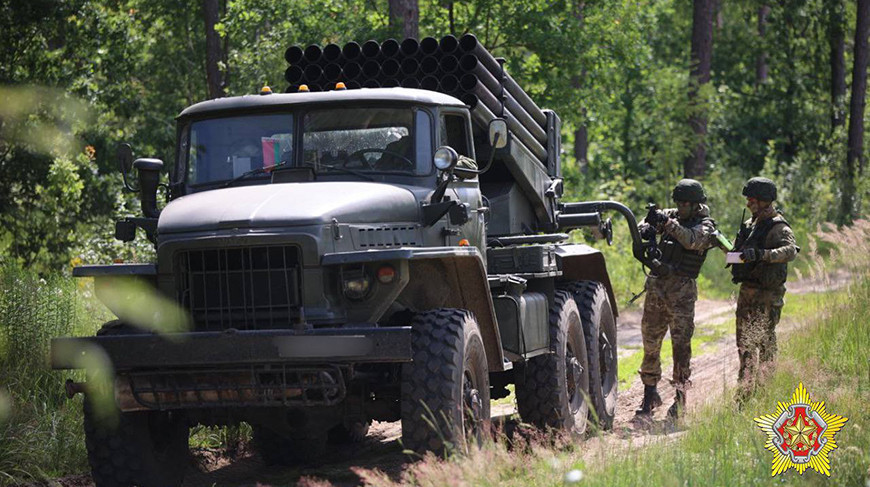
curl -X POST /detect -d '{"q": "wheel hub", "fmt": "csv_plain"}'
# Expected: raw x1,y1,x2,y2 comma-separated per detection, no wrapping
463,374,483,434
567,356,583,397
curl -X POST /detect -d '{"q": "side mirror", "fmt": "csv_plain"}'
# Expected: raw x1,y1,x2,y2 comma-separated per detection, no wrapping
133,158,164,218
488,119,508,149
117,143,137,192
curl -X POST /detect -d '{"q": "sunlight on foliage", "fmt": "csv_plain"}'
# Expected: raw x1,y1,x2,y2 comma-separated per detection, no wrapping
96,277,192,337
0,86,91,158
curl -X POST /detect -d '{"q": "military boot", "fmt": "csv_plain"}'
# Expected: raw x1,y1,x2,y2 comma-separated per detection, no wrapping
667,390,686,418
635,385,663,416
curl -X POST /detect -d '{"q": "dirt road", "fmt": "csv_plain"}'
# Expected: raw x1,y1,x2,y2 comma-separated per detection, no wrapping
42,269,849,487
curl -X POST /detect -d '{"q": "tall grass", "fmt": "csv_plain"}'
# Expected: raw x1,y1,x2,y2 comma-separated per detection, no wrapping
0,266,107,485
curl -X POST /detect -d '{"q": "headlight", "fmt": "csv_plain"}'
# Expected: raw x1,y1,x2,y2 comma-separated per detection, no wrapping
433,146,459,171
342,268,372,300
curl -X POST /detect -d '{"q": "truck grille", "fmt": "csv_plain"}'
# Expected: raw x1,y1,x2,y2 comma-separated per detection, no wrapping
175,245,302,330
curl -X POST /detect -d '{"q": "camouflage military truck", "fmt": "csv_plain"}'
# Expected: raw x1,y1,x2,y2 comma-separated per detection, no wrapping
51,35,654,487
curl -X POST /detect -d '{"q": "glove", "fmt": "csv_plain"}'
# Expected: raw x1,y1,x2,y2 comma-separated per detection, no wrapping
661,218,678,234
741,247,761,262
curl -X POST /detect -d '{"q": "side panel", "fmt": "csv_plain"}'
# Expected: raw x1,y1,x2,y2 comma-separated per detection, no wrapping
555,244,619,317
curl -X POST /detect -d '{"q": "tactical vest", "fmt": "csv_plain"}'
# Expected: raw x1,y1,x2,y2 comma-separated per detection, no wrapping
655,216,711,279
731,215,790,288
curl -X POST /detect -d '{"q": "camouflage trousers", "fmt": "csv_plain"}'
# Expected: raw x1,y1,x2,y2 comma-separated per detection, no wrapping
639,274,697,389
736,284,785,391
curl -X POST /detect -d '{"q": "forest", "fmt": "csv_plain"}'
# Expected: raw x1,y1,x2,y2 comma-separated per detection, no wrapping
1,0,870,485
0,0,867,274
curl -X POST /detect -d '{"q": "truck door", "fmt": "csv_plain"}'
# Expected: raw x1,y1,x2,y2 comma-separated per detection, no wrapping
440,110,485,255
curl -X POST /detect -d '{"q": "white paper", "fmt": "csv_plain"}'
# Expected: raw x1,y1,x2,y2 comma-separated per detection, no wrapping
232,157,251,177
726,252,743,264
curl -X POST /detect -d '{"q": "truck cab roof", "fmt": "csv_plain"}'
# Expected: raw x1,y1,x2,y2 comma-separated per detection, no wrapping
178,87,468,119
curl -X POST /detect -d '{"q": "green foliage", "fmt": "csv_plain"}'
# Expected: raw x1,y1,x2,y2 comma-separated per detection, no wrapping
0,265,108,484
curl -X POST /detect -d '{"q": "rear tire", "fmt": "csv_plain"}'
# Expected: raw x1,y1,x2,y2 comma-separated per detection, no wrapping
84,402,188,487
401,309,490,455
515,290,590,436
561,281,618,430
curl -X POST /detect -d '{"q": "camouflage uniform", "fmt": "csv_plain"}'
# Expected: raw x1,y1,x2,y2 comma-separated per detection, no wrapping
732,204,798,391
638,204,717,390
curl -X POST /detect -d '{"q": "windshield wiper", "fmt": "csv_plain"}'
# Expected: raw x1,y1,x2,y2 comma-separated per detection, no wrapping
319,165,375,181
221,162,289,188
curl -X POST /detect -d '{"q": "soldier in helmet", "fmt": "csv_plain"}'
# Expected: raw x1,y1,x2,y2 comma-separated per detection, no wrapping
636,179,717,419
731,177,799,397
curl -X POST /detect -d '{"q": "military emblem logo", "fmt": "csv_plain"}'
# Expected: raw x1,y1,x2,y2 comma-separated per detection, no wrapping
754,382,848,476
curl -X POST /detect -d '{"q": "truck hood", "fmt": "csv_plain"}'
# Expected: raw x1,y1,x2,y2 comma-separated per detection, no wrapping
159,182,420,234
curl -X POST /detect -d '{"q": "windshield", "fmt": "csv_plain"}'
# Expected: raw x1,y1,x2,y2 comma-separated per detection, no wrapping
302,107,426,175
184,106,433,187
187,113,294,186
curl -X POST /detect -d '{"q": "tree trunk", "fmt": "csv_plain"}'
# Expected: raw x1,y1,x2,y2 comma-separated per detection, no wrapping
842,0,870,223
389,0,419,39
203,0,225,99
755,5,770,86
683,0,715,179
829,0,847,130
573,1,588,174
574,110,589,174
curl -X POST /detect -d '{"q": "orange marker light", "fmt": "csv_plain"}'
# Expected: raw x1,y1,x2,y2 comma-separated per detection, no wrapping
377,265,396,284
298,84,310,92
458,239,470,246
335,82,347,90
259,85,273,95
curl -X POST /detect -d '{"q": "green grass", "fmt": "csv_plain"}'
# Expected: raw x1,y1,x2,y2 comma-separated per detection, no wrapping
0,266,249,485
0,266,107,484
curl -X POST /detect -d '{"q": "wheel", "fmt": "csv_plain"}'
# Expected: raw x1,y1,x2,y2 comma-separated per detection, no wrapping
401,309,490,455
252,425,328,465
84,402,189,487
84,321,189,487
515,290,590,436
561,281,618,430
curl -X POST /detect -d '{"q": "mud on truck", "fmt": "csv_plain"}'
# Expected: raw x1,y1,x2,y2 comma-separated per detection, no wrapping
51,34,655,487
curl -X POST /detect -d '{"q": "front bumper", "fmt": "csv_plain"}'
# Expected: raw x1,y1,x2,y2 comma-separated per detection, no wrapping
51,326,412,371
51,327,411,411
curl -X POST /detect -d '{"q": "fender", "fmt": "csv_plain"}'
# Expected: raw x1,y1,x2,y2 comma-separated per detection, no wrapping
554,244,619,317
322,247,505,371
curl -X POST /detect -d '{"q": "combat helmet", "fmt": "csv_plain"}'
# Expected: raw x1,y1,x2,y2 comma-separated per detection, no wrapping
742,177,777,202
671,179,707,203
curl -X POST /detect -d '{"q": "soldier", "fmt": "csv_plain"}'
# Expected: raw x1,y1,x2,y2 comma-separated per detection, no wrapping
636,179,717,418
731,177,799,397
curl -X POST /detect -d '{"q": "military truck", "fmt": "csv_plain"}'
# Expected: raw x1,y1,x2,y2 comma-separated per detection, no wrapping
51,35,654,487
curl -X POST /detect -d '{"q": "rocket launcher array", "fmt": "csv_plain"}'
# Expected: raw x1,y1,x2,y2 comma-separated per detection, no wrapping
283,35,564,235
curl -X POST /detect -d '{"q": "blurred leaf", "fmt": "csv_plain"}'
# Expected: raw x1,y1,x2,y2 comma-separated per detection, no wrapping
95,277,192,337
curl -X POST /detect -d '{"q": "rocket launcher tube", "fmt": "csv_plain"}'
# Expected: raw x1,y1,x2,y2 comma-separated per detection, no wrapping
460,74,547,146
459,34,547,128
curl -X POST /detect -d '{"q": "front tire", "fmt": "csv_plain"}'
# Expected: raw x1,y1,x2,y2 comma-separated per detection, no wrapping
85,320,190,487
401,309,490,455
84,402,189,487
516,290,590,436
